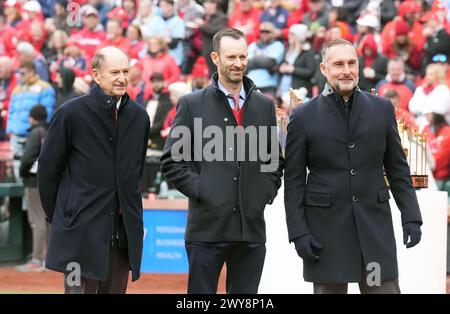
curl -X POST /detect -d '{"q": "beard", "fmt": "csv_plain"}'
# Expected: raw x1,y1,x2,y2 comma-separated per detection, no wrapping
333,76,359,94
218,60,246,85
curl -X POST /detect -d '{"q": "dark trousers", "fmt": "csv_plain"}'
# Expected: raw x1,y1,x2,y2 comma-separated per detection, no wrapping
313,279,401,294
64,246,129,294
185,242,266,294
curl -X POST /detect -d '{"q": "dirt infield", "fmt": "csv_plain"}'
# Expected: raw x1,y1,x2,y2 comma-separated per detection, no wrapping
0,267,226,294
0,267,448,294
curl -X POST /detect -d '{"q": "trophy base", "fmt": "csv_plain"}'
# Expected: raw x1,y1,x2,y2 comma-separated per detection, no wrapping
412,175,428,189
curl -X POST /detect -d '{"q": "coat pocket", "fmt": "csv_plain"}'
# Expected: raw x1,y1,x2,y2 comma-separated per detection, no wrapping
378,188,391,203
304,192,331,207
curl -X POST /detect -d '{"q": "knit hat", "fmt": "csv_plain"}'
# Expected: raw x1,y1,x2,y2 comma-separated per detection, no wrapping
23,0,42,12
29,104,48,122
356,14,379,29
395,20,410,36
191,57,209,79
289,24,309,42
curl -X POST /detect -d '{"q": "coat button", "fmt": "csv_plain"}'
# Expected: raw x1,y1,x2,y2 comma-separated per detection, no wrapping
232,208,237,212
224,117,228,122
107,100,111,104
229,147,233,151
349,143,355,148
233,177,237,181
109,210,114,215
352,195,358,202
350,169,356,175
108,137,113,142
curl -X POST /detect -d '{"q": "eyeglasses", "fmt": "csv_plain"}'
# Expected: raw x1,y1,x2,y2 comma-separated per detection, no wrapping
432,54,448,63
260,30,271,34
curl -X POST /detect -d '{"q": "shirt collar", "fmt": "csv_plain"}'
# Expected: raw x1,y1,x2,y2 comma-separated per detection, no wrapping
217,80,246,100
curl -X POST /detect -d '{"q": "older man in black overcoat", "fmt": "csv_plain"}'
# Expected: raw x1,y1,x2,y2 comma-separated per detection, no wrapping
38,47,150,294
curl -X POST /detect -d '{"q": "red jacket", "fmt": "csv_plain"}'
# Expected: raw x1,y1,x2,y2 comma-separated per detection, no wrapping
99,36,131,56
378,82,415,111
70,27,106,60
424,124,450,180
228,7,262,44
1,73,17,128
142,53,181,85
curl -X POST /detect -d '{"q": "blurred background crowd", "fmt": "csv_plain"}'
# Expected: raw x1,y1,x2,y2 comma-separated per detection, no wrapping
0,0,449,200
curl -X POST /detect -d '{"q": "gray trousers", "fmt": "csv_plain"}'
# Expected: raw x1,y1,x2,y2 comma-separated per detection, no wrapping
314,279,401,294
64,246,130,294
26,187,49,262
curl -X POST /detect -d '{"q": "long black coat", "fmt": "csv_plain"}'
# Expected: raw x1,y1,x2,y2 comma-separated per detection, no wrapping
38,84,150,282
284,85,422,283
161,74,284,243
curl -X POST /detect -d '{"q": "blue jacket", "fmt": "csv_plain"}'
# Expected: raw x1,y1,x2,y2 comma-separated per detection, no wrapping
7,79,55,136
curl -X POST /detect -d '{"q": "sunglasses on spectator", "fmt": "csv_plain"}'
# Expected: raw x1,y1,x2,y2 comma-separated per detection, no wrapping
432,54,448,63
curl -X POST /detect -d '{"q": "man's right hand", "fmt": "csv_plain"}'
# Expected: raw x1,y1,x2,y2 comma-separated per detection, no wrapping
293,234,322,262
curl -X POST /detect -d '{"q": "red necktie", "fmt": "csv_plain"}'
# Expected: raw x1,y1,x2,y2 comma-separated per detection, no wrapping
228,94,243,126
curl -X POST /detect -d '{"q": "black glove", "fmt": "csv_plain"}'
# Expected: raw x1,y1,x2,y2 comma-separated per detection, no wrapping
402,222,422,248
293,234,322,262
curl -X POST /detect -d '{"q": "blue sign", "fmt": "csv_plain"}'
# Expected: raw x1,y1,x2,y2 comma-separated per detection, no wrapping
141,210,188,273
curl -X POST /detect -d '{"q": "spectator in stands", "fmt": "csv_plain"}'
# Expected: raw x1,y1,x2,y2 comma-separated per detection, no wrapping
152,0,185,67
358,34,388,92
122,0,138,26
228,0,261,44
247,21,285,96
43,29,68,72
16,41,50,82
179,0,205,74
69,4,105,61
126,24,145,60
341,0,368,27
15,104,49,272
2,0,24,57
260,0,289,41
134,0,165,38
277,24,315,98
383,89,416,130
29,20,47,51
87,0,113,27
199,0,228,76
53,41,88,79
376,58,416,111
421,10,450,71
190,56,210,92
53,0,72,33
354,13,381,53
54,66,80,109
127,60,152,107
0,56,17,137
382,20,422,74
302,0,328,33
7,61,55,180
409,63,450,131
327,6,353,42
0,56,17,141
160,81,192,139
147,72,173,152
100,18,131,55
423,106,450,204
142,35,181,85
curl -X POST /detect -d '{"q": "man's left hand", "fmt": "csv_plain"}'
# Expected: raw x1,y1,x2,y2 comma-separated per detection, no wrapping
402,222,422,248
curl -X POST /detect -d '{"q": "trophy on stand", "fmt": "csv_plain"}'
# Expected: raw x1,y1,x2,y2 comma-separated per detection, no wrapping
398,124,429,189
